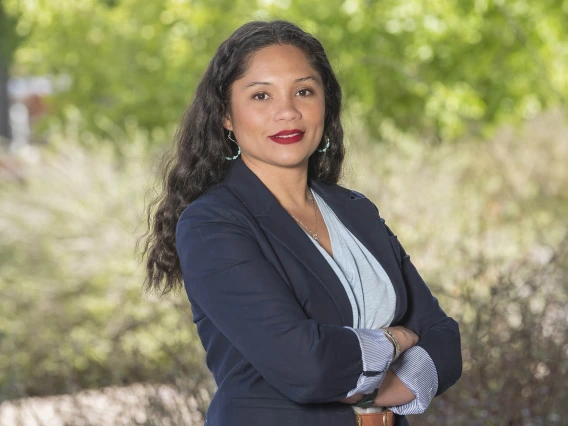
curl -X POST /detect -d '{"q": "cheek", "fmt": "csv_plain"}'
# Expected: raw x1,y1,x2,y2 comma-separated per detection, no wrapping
233,105,269,133
305,99,325,120
319,99,326,118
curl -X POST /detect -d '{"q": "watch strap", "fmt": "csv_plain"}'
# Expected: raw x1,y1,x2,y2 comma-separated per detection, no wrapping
352,387,380,408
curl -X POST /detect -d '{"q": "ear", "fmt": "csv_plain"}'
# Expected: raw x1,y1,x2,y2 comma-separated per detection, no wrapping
223,113,233,132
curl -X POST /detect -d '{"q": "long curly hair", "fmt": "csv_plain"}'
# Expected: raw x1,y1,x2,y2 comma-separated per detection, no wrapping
139,19,346,296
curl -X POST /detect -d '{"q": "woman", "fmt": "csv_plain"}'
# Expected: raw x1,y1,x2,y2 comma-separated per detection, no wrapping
142,20,462,426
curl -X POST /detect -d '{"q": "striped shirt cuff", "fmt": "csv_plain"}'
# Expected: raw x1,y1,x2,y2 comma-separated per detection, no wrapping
344,328,394,397
389,345,438,415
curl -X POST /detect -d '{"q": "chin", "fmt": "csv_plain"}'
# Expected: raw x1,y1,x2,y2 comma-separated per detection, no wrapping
270,153,311,168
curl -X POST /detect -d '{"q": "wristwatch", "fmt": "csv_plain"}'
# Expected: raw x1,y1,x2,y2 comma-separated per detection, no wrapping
353,387,380,408
382,329,401,362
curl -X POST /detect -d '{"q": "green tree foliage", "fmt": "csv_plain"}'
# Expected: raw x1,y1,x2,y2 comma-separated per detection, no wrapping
0,0,24,62
6,0,568,142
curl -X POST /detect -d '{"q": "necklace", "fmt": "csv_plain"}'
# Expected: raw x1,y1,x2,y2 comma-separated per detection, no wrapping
289,188,319,241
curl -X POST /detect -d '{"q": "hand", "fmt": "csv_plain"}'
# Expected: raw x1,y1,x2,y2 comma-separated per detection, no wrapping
385,326,419,353
339,394,364,404
373,370,416,407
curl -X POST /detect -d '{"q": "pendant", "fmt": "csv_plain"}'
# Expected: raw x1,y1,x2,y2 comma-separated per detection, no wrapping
313,233,318,240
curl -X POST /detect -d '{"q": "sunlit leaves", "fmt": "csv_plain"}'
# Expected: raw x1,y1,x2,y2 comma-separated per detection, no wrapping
5,0,568,141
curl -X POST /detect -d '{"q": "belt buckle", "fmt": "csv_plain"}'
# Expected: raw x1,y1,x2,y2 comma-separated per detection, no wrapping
381,408,393,426
354,409,391,426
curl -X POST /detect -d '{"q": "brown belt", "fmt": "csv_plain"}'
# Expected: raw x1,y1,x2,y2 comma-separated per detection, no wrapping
354,410,394,426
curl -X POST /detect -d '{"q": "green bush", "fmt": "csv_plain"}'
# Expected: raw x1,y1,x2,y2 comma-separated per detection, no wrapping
0,114,213,414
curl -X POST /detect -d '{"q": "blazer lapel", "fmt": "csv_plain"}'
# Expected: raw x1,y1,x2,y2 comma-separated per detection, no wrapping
223,159,354,326
258,207,355,327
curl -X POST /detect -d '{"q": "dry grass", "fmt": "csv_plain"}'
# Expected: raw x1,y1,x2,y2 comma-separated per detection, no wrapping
0,383,203,426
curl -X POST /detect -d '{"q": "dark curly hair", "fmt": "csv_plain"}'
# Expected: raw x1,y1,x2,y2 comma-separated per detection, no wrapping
138,19,346,296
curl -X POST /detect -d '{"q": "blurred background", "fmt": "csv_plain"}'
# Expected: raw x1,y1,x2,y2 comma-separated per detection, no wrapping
0,1,567,425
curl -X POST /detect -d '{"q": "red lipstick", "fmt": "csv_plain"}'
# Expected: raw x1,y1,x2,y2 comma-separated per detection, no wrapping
268,129,305,144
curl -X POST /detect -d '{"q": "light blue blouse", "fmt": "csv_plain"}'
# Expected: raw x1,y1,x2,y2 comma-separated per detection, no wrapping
299,188,439,415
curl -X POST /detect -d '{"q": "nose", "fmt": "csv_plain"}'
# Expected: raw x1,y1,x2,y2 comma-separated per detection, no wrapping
272,95,302,121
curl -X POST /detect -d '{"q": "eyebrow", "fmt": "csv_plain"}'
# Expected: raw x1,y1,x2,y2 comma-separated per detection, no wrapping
242,75,322,90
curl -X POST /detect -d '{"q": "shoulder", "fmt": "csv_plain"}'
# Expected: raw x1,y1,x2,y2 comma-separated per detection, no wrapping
312,178,376,204
337,185,388,228
348,188,368,201
176,183,253,238
341,185,381,214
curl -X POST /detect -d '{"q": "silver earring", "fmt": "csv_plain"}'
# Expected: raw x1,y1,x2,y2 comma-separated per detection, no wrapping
317,136,330,153
224,130,241,160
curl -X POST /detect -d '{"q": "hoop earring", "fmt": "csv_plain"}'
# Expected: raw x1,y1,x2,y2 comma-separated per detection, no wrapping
224,130,241,161
317,135,330,153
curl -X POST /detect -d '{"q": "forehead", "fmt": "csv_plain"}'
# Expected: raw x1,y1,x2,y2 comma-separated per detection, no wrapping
238,44,321,84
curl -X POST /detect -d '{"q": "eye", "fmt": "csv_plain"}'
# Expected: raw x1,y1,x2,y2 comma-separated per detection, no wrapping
297,88,313,97
252,92,269,101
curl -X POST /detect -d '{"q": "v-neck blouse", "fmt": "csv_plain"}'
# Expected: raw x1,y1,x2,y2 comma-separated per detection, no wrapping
303,189,397,330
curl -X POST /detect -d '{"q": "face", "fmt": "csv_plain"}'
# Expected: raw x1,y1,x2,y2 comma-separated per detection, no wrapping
223,44,326,170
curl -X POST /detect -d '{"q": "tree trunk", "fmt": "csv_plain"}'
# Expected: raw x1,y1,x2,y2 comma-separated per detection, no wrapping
0,58,11,148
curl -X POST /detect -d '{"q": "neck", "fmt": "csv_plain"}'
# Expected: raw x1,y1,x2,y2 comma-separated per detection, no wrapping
241,155,311,210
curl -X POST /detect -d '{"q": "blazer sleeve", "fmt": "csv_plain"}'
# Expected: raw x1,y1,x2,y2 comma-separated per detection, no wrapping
175,197,381,404
380,214,463,396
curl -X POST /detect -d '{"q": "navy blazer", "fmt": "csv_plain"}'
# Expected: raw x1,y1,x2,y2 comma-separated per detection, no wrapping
175,157,462,426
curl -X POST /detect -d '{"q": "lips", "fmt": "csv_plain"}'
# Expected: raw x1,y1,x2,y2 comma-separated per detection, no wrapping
268,129,305,144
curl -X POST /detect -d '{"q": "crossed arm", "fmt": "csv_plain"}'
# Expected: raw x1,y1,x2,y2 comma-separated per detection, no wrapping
340,325,419,407
341,370,415,406
340,321,457,414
